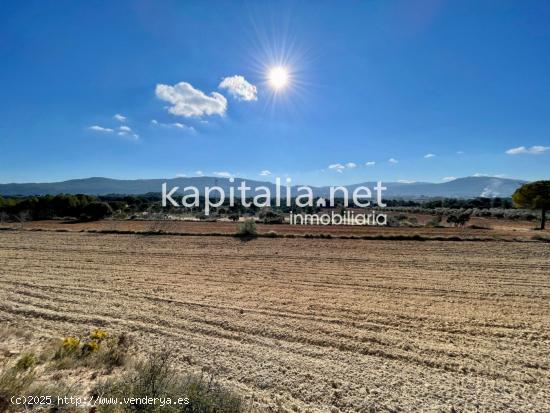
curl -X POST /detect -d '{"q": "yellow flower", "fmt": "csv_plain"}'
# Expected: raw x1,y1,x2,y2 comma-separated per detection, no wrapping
90,329,108,341
81,340,100,354
62,336,80,350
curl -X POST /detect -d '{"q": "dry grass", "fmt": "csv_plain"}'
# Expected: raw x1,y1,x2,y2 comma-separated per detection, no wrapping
94,350,247,413
0,327,131,412
0,326,249,413
0,231,549,412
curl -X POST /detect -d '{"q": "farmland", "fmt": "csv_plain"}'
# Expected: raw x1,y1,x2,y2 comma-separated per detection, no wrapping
1,230,549,412
4,214,549,241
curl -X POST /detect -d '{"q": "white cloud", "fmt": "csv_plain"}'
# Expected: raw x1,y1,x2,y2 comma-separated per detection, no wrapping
171,122,196,133
115,125,138,139
151,120,196,133
114,113,126,122
195,170,204,176
328,163,346,173
328,162,358,172
89,125,113,133
473,173,505,178
218,75,257,101
397,180,416,184
424,153,435,158
155,82,227,118
213,171,232,178
388,158,399,164
260,170,272,176
175,173,186,178
505,145,550,155
117,131,138,139
365,161,376,166
442,176,456,182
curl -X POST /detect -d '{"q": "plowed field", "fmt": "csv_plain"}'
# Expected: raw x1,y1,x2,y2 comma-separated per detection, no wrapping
1,231,549,412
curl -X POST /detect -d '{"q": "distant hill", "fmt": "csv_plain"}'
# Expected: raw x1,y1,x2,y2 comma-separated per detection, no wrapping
0,176,527,199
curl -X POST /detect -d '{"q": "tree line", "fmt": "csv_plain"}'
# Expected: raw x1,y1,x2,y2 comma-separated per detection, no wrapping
1,180,548,229
0,194,113,222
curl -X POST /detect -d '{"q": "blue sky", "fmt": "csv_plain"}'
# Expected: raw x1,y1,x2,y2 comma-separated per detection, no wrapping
1,0,549,185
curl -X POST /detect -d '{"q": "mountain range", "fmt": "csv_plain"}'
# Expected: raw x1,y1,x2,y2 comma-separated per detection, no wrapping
0,176,527,199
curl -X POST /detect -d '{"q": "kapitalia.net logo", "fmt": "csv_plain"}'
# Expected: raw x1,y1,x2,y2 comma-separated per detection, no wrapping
162,178,387,226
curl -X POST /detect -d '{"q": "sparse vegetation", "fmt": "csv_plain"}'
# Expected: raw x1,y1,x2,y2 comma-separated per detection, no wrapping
446,210,472,227
14,353,36,371
94,350,246,413
52,329,130,371
0,365,36,412
0,336,82,413
0,327,246,413
236,219,257,238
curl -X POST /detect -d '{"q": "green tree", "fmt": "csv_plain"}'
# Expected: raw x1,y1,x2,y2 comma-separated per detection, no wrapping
512,180,550,230
82,201,113,221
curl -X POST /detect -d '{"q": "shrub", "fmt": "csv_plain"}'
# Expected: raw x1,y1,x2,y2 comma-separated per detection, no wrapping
260,210,284,224
94,351,246,413
97,333,131,369
56,336,80,358
426,214,443,227
82,202,113,221
0,363,74,413
90,328,108,341
0,366,35,412
447,210,471,227
236,219,257,238
386,216,400,227
81,340,100,355
53,330,130,371
14,353,36,371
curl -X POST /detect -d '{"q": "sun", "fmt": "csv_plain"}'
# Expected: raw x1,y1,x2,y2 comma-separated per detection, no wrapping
268,66,289,90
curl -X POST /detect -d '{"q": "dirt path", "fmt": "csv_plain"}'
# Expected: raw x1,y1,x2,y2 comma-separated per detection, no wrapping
1,231,549,412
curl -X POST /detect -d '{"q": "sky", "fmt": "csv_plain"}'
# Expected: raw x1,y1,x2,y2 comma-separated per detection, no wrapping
1,0,549,186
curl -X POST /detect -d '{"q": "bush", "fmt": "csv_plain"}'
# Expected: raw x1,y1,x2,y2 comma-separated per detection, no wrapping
0,363,74,413
0,366,35,412
259,210,284,224
236,219,257,238
426,214,443,227
446,210,471,227
82,202,113,221
53,330,129,371
94,351,246,413
14,353,36,371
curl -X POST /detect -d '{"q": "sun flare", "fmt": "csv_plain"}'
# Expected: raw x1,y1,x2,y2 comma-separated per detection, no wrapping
268,66,289,90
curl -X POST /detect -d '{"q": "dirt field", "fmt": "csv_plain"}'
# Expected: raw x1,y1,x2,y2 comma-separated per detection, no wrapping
6,215,550,241
1,230,549,412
